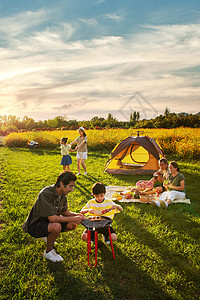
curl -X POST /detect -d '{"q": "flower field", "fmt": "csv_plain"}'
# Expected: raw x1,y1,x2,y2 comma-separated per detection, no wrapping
5,127,200,159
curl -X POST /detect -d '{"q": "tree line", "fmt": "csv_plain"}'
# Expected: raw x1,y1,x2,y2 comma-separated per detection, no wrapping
0,108,199,135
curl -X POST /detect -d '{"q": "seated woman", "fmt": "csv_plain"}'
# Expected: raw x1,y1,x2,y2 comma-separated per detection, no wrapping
151,161,186,208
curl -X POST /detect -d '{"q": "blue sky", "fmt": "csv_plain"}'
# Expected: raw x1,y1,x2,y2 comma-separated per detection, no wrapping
0,0,199,121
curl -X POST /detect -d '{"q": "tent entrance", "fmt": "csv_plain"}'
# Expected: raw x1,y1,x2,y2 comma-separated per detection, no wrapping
119,145,149,169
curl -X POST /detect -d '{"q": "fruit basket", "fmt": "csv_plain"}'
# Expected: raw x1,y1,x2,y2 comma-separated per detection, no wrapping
136,180,154,191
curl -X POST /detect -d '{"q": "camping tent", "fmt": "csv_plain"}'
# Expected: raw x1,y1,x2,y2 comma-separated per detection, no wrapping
104,135,164,175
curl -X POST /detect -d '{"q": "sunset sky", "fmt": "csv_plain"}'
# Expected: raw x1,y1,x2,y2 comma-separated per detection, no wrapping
0,0,200,121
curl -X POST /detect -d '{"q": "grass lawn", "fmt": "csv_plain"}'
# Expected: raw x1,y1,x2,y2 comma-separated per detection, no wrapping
0,147,199,300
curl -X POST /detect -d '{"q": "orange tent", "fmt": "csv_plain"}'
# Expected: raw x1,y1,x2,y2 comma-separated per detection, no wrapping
104,135,164,175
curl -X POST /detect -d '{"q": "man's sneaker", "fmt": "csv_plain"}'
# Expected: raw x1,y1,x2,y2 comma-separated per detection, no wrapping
103,236,110,245
76,172,80,176
84,172,87,175
43,249,64,262
160,200,168,209
150,200,160,207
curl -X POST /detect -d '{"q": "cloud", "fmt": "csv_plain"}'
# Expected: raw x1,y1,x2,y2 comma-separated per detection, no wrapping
0,9,52,38
103,13,123,22
95,0,107,4
0,7,200,120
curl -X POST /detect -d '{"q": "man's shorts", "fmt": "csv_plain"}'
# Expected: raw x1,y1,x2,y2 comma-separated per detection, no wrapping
28,220,68,238
83,226,115,240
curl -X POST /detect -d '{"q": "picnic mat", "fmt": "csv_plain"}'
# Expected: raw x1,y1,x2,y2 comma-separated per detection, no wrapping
106,185,191,204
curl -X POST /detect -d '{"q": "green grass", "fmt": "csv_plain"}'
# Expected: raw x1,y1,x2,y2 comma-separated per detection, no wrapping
0,147,199,300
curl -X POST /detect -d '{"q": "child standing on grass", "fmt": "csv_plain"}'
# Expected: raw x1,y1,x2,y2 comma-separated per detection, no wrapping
80,182,123,244
60,137,74,171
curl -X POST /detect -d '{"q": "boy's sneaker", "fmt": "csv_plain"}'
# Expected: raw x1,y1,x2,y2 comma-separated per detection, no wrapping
150,200,160,207
84,172,87,175
103,235,110,245
43,249,63,262
76,172,80,176
160,200,168,209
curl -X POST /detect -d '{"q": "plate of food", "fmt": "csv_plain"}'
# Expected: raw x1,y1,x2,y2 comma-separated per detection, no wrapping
88,216,104,221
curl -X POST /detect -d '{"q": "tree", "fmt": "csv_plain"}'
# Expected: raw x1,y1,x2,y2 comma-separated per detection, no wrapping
90,116,106,128
136,111,140,121
164,107,170,116
21,116,36,129
106,113,118,128
130,111,140,126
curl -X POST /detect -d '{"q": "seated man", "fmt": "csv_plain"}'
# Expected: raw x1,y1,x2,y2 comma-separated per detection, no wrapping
133,158,170,198
150,158,170,193
23,171,85,262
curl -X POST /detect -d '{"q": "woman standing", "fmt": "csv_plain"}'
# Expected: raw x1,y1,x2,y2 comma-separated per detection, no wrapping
159,161,186,208
70,127,87,175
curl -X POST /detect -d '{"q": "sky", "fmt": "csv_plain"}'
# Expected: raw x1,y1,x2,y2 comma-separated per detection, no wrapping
0,0,200,122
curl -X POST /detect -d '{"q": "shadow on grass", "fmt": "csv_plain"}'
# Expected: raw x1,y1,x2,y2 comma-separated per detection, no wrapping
88,152,109,158
161,206,200,241
108,173,152,185
47,262,106,300
75,181,92,200
96,241,173,300
46,239,173,300
114,212,199,299
75,174,105,199
85,173,101,183
7,147,60,156
8,148,110,158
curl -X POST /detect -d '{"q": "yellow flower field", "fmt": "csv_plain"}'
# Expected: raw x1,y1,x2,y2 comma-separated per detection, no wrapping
5,127,200,159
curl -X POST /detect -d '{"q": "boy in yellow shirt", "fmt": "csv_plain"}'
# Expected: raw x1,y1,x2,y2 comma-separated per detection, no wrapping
80,182,123,244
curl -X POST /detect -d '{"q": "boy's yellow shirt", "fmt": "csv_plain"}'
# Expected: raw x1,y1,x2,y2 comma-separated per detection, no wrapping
81,198,120,219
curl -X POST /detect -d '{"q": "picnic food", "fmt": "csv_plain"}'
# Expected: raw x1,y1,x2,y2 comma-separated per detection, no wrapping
112,192,123,200
164,180,170,185
125,193,132,199
126,187,132,191
125,191,135,199
134,194,140,199
131,187,137,192
112,192,120,198
116,188,123,192
136,180,154,191
101,208,113,214
88,216,103,221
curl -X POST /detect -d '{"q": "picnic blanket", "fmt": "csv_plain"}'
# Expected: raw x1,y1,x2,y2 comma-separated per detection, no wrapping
106,185,191,204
